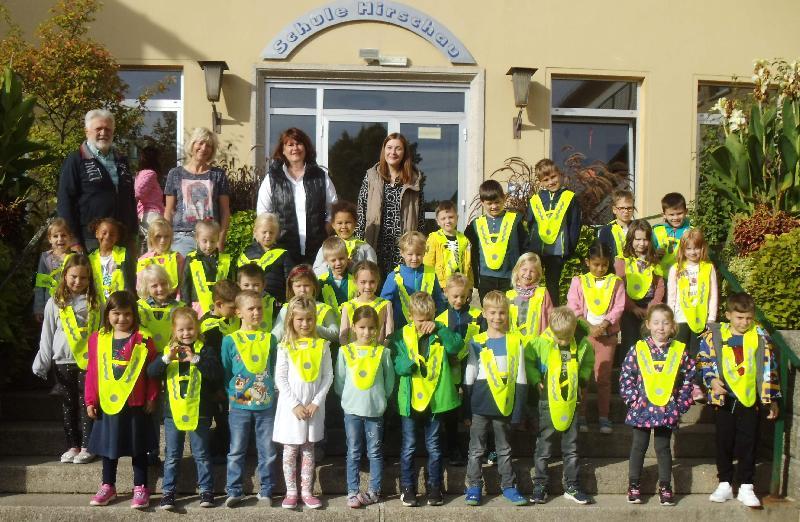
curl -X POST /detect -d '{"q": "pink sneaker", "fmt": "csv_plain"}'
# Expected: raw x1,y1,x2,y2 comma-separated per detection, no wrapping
302,494,322,509
282,494,299,509
131,485,150,509
89,483,117,506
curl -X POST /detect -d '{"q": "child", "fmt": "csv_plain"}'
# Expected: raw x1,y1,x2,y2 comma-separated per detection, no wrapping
619,304,695,506
137,216,184,297
667,228,718,402
84,290,159,509
463,291,528,507
507,252,552,341
32,254,100,464
614,220,665,357
182,220,232,317
273,296,334,510
424,200,473,289
237,263,278,333
340,260,393,345
652,192,692,276
34,218,74,321
464,180,527,301
317,237,356,317
313,200,377,275
526,159,582,306
87,217,134,306
389,292,462,507
598,189,635,260
525,306,595,505
380,231,446,329
566,241,625,433
271,264,340,343
238,212,292,303
220,290,280,507
148,307,220,510
334,306,395,508
137,264,185,353
699,292,780,508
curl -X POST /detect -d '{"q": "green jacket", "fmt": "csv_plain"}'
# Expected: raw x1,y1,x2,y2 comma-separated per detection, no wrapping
390,322,463,417
525,326,595,394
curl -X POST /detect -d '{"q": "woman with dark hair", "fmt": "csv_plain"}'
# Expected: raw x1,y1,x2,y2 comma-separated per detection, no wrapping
134,144,165,238
256,127,338,265
356,133,424,276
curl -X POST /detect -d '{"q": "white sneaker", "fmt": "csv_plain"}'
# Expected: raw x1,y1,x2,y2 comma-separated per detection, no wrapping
736,484,761,508
709,482,733,503
60,448,80,463
73,449,95,464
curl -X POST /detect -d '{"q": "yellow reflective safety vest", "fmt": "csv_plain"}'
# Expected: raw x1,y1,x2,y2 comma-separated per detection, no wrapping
316,302,333,326
341,343,384,390
622,256,655,301
285,337,325,382
473,332,521,416
137,252,180,291
231,330,271,374
718,324,758,407
677,261,713,334
201,315,241,336
343,297,389,325
475,212,517,270
507,287,547,339
343,238,365,258
189,252,231,316
635,340,685,407
653,225,684,274
394,266,436,324
237,248,286,270
610,222,627,258
428,229,469,283
59,304,100,371
529,191,575,245
138,299,182,352
319,271,356,316
89,247,127,303
164,340,205,431
435,307,482,384
542,329,579,432
403,325,445,412
259,294,276,333
35,255,71,297
97,331,148,415
580,273,619,316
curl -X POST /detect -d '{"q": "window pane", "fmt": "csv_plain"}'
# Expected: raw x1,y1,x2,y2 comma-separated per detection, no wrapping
552,79,637,110
269,87,316,109
324,89,464,112
119,69,182,100
399,123,459,219
697,83,754,113
327,121,388,204
268,114,316,155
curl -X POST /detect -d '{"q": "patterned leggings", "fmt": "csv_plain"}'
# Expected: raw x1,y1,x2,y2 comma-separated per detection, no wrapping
282,442,315,496
54,363,92,448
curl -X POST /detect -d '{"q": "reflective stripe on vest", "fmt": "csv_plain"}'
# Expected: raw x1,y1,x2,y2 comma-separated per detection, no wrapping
507,287,546,338
164,340,204,431
138,299,181,351
541,329,578,432
344,297,388,325
623,256,655,301
402,325,444,412
285,338,325,382
677,261,712,334
231,330,270,374
475,212,516,270
189,253,231,316
237,248,286,270
435,307,481,384
257,294,276,332
59,305,100,371
610,222,627,258
431,229,468,277
579,274,618,316
635,340,685,407
394,266,436,323
316,302,333,326
137,252,179,291
529,191,574,245
654,226,680,273
90,247,126,303
35,254,70,296
473,332,520,416
342,343,384,390
719,324,758,407
343,238,365,258
97,332,148,415
319,272,356,317
201,316,241,336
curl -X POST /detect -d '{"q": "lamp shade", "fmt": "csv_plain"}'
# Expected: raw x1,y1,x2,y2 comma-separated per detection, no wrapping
506,67,538,108
198,61,229,102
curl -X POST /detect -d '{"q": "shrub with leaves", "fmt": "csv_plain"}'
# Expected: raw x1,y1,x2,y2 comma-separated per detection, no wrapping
556,225,597,304
732,205,799,255
691,125,736,251
225,210,255,262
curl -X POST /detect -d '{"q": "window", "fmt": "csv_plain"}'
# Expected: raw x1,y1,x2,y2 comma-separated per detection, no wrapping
119,68,183,176
551,78,639,224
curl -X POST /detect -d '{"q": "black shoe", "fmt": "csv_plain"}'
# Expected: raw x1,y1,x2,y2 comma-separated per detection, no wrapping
659,484,676,506
427,485,444,506
159,491,176,511
400,486,419,507
199,491,215,508
627,483,642,504
529,484,547,504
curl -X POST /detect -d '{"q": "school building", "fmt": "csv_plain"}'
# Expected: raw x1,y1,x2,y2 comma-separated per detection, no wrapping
9,0,800,225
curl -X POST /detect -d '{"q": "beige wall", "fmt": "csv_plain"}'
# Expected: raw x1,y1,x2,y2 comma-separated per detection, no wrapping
7,0,800,217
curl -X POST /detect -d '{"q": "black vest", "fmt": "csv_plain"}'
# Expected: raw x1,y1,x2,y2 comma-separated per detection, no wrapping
268,160,328,264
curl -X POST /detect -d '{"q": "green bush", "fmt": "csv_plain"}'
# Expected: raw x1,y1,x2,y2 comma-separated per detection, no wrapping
225,210,255,262
557,225,597,304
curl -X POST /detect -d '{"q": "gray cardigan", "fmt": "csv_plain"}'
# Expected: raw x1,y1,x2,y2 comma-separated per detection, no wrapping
32,295,93,378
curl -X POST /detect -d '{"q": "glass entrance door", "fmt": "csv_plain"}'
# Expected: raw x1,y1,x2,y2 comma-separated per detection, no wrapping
325,119,388,204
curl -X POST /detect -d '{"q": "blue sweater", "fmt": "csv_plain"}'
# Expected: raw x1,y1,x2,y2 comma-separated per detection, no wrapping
380,264,446,329
220,332,278,411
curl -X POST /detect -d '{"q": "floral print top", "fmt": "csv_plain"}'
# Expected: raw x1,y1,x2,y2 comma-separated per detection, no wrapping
619,336,696,429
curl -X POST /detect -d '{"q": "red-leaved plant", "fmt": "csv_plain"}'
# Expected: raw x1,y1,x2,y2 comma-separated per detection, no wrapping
732,205,800,255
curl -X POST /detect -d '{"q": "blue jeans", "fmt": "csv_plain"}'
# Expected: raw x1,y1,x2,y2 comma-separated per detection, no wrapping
226,407,276,497
344,413,384,495
162,416,213,494
399,411,443,489
171,231,196,259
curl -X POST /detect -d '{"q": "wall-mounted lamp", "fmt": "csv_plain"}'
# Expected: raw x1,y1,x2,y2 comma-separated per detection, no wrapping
359,48,408,67
198,60,229,133
506,67,538,139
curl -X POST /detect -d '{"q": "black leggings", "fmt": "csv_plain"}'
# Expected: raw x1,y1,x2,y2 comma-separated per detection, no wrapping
54,364,92,448
102,455,148,487
629,426,672,485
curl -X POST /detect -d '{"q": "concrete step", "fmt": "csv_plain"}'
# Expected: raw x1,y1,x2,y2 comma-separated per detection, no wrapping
0,390,61,421
0,493,794,521
0,455,772,495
